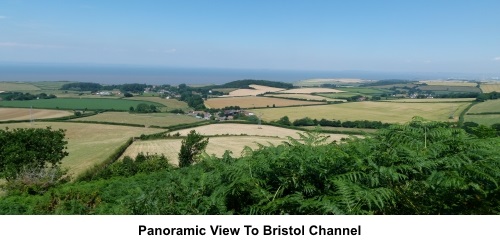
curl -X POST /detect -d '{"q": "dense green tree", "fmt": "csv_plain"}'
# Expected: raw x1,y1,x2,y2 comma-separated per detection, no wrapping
277,116,292,126
178,130,209,168
0,127,68,180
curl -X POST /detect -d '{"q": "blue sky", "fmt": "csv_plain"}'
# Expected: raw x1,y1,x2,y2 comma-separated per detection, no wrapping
1,0,499,74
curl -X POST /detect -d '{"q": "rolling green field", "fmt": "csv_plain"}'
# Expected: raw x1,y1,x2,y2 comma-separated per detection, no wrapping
383,98,477,103
0,98,163,111
0,122,165,176
336,87,391,94
317,92,368,98
29,81,70,90
72,111,200,127
467,100,500,113
0,82,41,91
418,85,481,93
124,97,190,111
252,101,471,123
464,115,500,126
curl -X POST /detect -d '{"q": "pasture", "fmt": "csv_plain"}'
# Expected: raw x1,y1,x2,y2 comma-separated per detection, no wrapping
464,115,500,126
0,98,163,111
418,85,481,93
0,82,41,91
205,96,325,109
294,78,366,86
264,93,345,102
123,96,190,111
383,98,476,103
0,122,165,176
0,108,72,121
480,84,500,93
467,100,500,114
419,81,478,87
335,87,390,94
227,84,285,97
71,111,200,127
317,92,366,99
252,101,472,123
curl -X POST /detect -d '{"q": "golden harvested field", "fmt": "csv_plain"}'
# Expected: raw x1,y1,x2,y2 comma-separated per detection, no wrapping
121,136,289,166
72,111,200,127
264,93,346,102
124,97,190,110
278,88,345,94
226,84,285,97
467,100,500,113
252,101,471,123
0,122,165,176
0,108,72,121
125,123,352,165
205,96,325,109
0,82,41,91
383,98,476,103
480,84,500,93
169,123,350,140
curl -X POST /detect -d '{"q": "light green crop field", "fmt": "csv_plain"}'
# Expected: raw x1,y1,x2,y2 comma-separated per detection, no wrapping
0,122,165,176
317,92,368,98
468,100,500,113
294,78,366,86
252,101,471,123
420,81,478,87
72,111,200,127
30,81,71,90
0,82,41,91
0,98,163,111
124,97,190,111
383,98,476,103
336,87,391,94
464,115,500,126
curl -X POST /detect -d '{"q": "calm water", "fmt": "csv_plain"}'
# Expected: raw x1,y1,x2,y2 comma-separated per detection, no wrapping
0,63,485,85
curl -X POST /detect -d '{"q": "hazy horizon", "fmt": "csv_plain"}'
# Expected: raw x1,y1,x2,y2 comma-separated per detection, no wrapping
1,62,498,85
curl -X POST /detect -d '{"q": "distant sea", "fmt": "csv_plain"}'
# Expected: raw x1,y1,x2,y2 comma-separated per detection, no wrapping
0,63,488,85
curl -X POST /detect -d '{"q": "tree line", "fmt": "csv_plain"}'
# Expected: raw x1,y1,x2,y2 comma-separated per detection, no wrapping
274,116,391,129
0,92,57,101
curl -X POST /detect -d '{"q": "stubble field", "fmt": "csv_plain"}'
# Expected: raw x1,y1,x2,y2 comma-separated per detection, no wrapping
71,111,200,127
0,108,72,121
205,96,325,109
480,84,500,93
252,101,471,123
